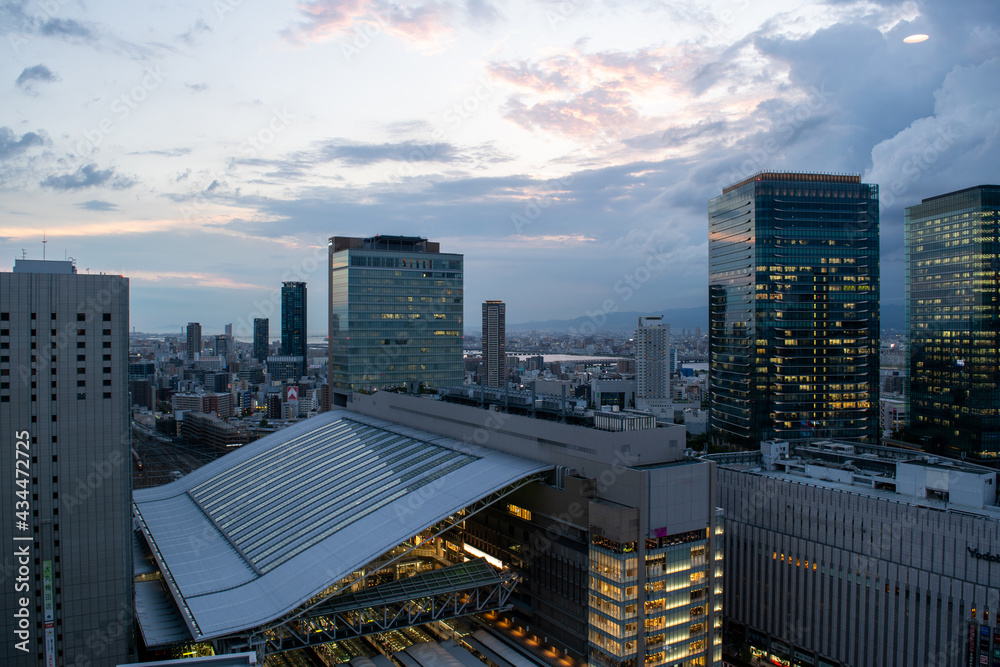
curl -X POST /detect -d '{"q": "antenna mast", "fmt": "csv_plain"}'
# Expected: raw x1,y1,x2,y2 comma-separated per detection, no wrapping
42,231,47,260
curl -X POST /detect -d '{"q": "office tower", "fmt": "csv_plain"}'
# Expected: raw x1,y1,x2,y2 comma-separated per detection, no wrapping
281,281,307,377
482,300,506,387
213,334,230,359
708,171,879,447
225,322,232,337
905,185,1000,464
328,235,464,406
253,317,269,365
635,316,671,416
186,321,202,362
0,259,131,666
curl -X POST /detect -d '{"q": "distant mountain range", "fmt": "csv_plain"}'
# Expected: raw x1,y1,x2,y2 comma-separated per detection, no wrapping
511,304,906,334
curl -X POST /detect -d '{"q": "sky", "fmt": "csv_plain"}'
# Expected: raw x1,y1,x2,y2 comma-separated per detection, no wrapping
1,0,999,338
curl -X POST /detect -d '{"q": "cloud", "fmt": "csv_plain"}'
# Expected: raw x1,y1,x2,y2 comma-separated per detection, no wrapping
15,64,58,91
76,200,118,211
0,127,46,159
39,18,94,40
40,164,136,190
283,0,459,50
178,19,212,46
186,82,209,92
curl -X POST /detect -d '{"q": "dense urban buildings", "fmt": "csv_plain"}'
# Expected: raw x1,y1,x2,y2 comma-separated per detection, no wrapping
280,281,307,377
905,184,1000,464
252,317,268,364
0,259,132,666
635,316,671,417
712,439,1000,667
186,321,202,361
328,235,464,405
708,171,880,447
482,300,506,387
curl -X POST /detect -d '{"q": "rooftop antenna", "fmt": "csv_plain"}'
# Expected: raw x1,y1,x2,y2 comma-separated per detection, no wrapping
42,231,46,260
21,249,26,259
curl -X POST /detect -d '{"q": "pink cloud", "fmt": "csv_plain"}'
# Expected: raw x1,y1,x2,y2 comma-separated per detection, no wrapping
283,0,458,49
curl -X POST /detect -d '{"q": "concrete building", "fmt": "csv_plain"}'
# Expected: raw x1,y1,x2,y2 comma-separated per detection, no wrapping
266,354,304,382
0,259,132,666
906,184,1000,463
172,391,234,419
635,316,671,417
328,235,464,405
482,300,506,388
180,411,250,451
349,391,723,666
712,439,1000,667
880,397,906,436
252,317,268,365
709,172,880,446
187,321,202,362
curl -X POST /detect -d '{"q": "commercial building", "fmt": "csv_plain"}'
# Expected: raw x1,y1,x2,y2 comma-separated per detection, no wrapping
905,184,1000,464
187,321,202,362
180,411,250,451
172,391,234,419
482,300,506,387
712,439,1000,667
281,282,307,378
635,316,671,417
266,354,305,382
131,388,722,667
252,317,268,364
708,171,880,447
0,259,132,666
328,235,464,405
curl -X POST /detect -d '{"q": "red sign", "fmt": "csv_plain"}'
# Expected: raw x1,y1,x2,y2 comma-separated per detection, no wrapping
287,386,299,401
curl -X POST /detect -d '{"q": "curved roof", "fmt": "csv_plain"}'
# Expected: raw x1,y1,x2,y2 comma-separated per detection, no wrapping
133,410,550,641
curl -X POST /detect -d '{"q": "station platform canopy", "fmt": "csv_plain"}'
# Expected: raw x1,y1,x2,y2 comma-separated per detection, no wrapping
133,410,551,644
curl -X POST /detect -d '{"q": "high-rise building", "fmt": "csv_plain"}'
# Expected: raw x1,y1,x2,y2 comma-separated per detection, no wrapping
635,316,671,416
905,185,1000,464
213,334,230,360
253,317,269,365
186,321,202,362
482,300,506,388
281,282,307,377
328,235,463,405
0,259,132,666
225,322,233,337
708,171,879,446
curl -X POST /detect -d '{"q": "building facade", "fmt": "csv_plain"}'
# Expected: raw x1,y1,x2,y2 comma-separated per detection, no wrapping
328,235,464,405
635,316,671,417
905,185,1000,464
708,172,880,447
713,440,1000,667
281,281,307,377
253,317,269,365
349,390,723,667
186,321,202,362
482,300,506,388
0,259,132,666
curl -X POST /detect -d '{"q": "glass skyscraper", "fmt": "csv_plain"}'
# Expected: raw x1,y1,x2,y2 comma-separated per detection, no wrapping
905,185,1000,463
253,317,269,364
328,235,463,405
280,281,306,377
708,172,879,447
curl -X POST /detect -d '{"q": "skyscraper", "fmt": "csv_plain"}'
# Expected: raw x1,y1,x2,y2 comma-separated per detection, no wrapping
281,281,307,378
328,235,463,406
708,171,879,446
905,184,1000,463
482,300,506,387
186,321,201,361
635,315,670,416
0,259,131,666
253,317,269,364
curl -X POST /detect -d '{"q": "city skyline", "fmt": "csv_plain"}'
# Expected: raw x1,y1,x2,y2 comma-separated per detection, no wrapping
1,1,998,332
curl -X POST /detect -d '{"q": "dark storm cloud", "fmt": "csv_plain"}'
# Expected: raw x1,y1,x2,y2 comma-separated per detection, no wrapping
40,164,135,190
15,64,57,88
0,127,45,158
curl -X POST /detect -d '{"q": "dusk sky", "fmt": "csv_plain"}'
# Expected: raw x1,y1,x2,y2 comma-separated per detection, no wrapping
2,0,998,336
